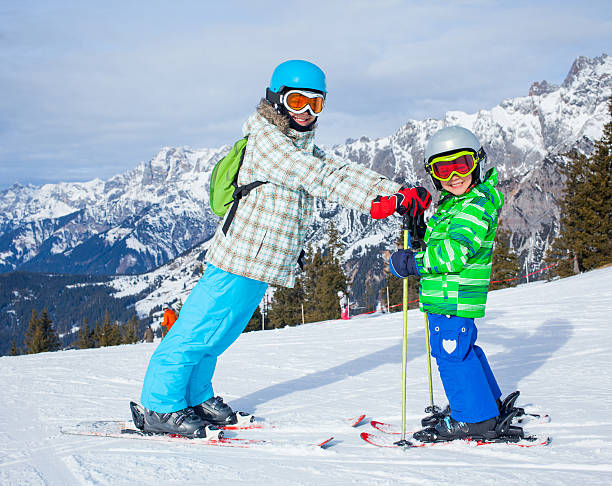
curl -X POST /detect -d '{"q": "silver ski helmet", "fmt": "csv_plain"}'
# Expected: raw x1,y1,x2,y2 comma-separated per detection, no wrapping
424,126,487,190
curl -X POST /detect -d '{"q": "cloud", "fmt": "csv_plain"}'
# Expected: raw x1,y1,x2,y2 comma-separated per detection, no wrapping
0,0,610,187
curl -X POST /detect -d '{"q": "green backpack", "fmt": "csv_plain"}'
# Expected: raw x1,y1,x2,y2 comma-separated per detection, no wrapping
209,136,266,235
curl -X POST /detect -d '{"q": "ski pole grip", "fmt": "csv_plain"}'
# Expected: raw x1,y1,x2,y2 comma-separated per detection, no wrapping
402,213,412,249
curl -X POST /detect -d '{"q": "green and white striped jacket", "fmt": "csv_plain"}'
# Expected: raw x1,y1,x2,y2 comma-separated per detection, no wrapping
415,168,504,318
206,100,400,287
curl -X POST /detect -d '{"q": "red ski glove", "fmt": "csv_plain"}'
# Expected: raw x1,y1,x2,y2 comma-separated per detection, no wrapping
370,187,432,219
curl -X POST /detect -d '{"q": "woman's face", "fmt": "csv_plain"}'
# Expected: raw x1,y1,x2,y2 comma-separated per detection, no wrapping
440,172,473,196
288,111,316,127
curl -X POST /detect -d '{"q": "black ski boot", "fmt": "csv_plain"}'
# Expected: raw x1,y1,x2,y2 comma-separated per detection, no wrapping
130,401,212,438
193,396,237,426
421,404,450,427
499,390,529,419
493,404,524,440
413,415,498,443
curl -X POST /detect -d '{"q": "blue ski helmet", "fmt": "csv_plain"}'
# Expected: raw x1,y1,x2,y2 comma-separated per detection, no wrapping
268,60,327,94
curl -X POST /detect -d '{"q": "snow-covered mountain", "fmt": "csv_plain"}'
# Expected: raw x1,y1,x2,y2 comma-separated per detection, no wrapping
0,146,225,274
2,267,611,485
1,54,610,286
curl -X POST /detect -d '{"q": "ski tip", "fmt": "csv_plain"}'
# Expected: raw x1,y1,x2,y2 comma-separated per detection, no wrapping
317,437,335,448
370,420,401,434
348,414,367,427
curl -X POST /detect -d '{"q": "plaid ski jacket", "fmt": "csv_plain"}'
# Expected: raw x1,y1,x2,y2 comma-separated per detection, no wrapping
415,168,504,318
206,100,401,287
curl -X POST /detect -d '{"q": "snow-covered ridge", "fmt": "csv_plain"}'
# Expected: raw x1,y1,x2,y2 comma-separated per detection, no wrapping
0,54,610,280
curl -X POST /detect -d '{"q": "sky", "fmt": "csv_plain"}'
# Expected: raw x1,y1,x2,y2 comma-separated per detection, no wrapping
0,1,610,188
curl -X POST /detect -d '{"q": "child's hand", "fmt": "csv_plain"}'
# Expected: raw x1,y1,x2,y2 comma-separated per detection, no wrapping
389,249,421,278
370,187,431,219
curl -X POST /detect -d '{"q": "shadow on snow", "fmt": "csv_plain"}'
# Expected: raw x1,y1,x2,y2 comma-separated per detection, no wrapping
231,315,573,412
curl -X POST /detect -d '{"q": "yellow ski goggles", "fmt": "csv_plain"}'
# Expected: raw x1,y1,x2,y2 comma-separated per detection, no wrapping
425,148,485,181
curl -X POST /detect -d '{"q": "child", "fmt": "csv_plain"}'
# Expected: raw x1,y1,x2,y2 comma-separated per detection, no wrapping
136,59,432,437
390,126,507,442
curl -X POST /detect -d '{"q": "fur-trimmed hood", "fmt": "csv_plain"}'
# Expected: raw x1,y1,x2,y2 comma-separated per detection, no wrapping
256,98,291,134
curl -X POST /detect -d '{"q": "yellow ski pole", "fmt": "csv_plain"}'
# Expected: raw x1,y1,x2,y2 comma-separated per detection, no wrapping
424,313,435,410
396,213,411,446
412,214,440,418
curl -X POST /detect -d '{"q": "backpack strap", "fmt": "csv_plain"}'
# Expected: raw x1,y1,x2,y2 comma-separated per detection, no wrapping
222,181,266,235
221,143,268,236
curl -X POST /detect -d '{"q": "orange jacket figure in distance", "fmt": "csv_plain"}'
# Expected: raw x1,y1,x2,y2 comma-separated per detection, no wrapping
161,304,177,337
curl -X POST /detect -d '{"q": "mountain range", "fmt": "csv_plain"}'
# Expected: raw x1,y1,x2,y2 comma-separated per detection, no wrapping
1,53,610,322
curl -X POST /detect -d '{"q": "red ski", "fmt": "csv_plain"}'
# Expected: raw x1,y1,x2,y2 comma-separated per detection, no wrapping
61,421,335,449
360,431,551,448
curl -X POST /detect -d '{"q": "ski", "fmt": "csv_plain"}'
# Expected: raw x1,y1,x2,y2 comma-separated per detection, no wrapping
370,420,401,435
360,431,551,449
375,410,550,436
61,421,335,449
514,409,551,425
348,414,367,428
222,413,366,431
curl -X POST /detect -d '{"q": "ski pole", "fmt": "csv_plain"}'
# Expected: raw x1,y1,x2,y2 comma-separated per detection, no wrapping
397,212,411,446
411,214,440,417
423,313,436,412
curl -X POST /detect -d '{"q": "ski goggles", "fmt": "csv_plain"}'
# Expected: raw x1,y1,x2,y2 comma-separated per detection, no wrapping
425,148,485,181
281,89,325,115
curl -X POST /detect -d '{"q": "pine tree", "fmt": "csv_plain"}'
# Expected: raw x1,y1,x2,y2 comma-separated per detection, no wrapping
24,310,40,354
77,322,94,349
10,339,19,356
92,321,101,348
26,308,60,354
547,96,612,275
490,227,521,290
108,321,122,346
267,280,305,329
244,306,264,332
121,315,139,344
364,280,377,312
98,311,113,347
38,308,61,352
302,223,348,323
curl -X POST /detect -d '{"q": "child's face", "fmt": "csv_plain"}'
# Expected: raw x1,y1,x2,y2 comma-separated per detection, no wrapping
441,173,472,196
289,111,316,127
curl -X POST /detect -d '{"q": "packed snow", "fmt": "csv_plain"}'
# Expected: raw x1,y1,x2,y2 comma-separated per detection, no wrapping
1,267,611,485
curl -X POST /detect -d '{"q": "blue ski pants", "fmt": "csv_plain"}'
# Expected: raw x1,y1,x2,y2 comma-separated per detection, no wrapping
428,313,501,423
141,264,268,413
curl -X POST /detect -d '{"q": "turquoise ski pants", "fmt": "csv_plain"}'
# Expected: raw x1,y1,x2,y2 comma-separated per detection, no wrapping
141,264,267,413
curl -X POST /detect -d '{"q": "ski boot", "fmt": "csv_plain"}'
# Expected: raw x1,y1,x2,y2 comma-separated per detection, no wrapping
130,401,216,439
492,404,524,440
193,396,240,426
420,390,524,427
421,404,450,427
414,415,498,443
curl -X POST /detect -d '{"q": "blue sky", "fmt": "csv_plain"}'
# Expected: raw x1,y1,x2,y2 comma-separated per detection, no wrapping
1,1,610,188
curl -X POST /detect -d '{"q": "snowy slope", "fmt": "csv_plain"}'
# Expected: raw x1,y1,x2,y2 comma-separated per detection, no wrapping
1,267,611,485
